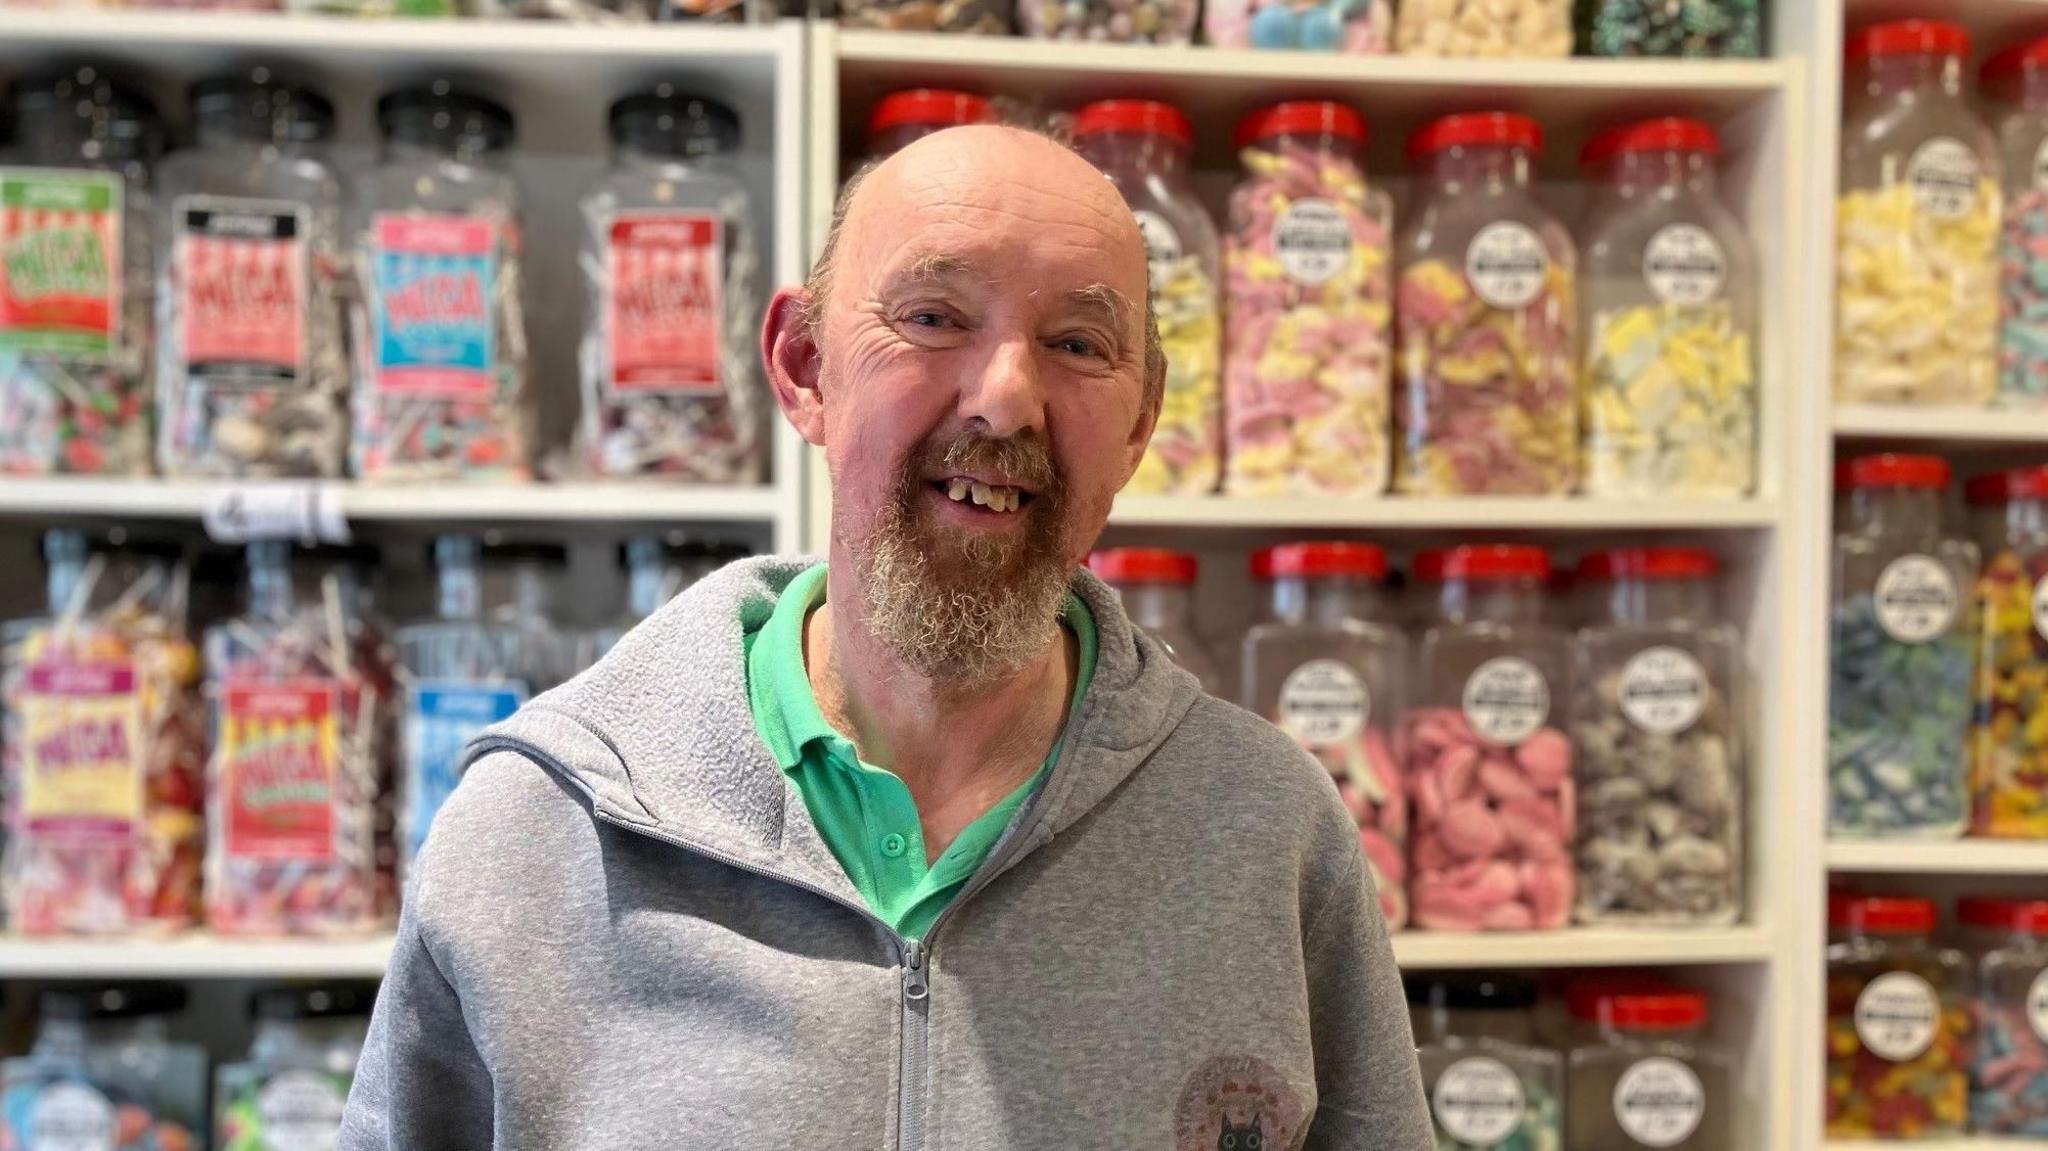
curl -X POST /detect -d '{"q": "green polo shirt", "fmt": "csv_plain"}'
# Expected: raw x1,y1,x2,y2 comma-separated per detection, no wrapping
743,565,1098,941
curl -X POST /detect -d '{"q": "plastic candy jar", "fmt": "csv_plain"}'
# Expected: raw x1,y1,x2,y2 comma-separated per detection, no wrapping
1241,543,1407,927
1960,896,2048,1135
1404,545,1573,932
215,983,375,1151
1407,972,1564,1151
1022,0,1193,41
1087,548,1221,695
1395,113,1576,496
1985,35,2048,405
1837,20,2001,406
865,90,993,159
580,88,761,484
1964,465,2048,838
592,535,743,660
154,71,347,479
832,0,1009,34
1,531,204,936
1396,0,1569,57
1223,101,1392,499
0,65,162,476
1578,118,1756,499
0,984,206,1151
1567,989,1732,1150
1073,100,1222,496
1829,454,1977,838
1825,894,1973,1139
351,82,530,482
1570,548,1743,926
1577,0,1760,57
1203,0,1389,52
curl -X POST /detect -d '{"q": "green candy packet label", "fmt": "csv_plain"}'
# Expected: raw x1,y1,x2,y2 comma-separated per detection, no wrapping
0,169,123,360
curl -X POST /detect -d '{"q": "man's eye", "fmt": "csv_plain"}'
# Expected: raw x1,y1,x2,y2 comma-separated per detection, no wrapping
907,312,950,329
1057,337,1100,357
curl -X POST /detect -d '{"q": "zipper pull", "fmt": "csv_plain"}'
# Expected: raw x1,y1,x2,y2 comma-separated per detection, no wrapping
902,940,929,1001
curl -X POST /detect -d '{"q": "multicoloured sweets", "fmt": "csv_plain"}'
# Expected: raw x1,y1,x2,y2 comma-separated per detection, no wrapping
1022,0,1196,41
1960,897,2048,1135
1576,0,1761,57
1204,0,1389,51
1088,549,1221,695
1567,990,1734,1150
1836,20,2001,406
1224,102,1391,498
0,984,206,1151
0,533,203,936
0,67,162,477
581,89,761,484
1829,455,1977,837
1985,37,2048,405
1395,0,1571,56
1396,113,1576,497
215,983,372,1151
1407,974,1564,1151
1964,467,2048,838
832,0,1009,33
1825,895,1973,1140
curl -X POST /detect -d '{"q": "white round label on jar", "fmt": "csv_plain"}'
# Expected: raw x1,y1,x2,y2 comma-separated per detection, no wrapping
1855,971,1940,1061
1908,137,1983,219
257,1069,348,1151
1641,224,1727,307
1465,221,1550,309
26,1082,116,1151
2032,574,2048,644
1874,555,1959,643
1612,1057,1706,1148
1462,656,1550,746
1619,646,1709,735
1278,659,1369,748
1133,209,1183,293
1432,1056,1526,1146
1274,199,1354,286
2029,968,2048,1044
2032,138,2048,193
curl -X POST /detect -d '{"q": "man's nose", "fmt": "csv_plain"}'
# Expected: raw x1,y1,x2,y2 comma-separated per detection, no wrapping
958,335,1048,440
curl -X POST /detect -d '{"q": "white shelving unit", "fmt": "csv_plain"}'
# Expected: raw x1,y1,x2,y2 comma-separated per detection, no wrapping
0,936,396,980
1836,405,2048,444
1828,1143,2048,1151
1827,839,2048,874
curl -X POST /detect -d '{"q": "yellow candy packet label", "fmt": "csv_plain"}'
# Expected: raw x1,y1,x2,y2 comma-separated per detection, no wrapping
19,659,145,844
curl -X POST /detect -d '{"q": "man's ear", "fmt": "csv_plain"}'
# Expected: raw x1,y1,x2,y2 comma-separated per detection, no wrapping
762,287,826,448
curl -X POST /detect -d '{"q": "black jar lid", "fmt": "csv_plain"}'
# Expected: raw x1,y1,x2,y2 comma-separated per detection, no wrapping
1404,972,1540,1012
378,80,514,156
608,85,738,159
250,981,379,1021
190,68,335,146
10,64,161,166
40,982,188,1022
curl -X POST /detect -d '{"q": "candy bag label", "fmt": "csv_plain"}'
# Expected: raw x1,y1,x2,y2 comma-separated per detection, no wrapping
254,1069,348,1151
1619,646,1708,735
1465,221,1548,309
221,679,341,862
1612,1057,1704,1148
371,214,497,399
17,659,144,845
24,1081,117,1151
1277,659,1367,747
1907,138,1982,220
1133,210,1183,293
2030,968,2048,1043
1432,1056,1525,1145
0,169,122,359
175,196,309,390
1273,199,1352,286
604,213,723,397
1854,971,1939,1061
404,681,524,860
1462,656,1549,746
1874,555,1957,643
1642,224,1725,307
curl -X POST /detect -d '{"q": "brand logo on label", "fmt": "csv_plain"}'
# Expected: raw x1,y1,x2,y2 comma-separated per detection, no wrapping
1642,224,1727,306
1612,1057,1706,1148
1277,659,1369,748
1619,646,1709,735
175,196,307,390
26,1082,116,1151
1855,971,1940,1061
1432,1056,1526,1146
1462,656,1550,746
404,681,525,861
1874,555,1958,643
1465,221,1549,309
19,658,144,844
1908,137,1983,219
1273,199,1353,286
0,168,123,359
256,1069,347,1151
222,679,342,862
371,214,498,398
604,212,724,396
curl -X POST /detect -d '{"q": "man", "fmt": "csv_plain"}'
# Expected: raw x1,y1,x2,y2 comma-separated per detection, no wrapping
341,124,1429,1150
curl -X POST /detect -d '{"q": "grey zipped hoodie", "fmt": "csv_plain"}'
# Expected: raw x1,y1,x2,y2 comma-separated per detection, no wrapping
339,556,1431,1151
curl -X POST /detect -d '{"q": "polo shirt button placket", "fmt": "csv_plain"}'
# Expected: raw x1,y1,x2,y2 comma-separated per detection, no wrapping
881,833,907,859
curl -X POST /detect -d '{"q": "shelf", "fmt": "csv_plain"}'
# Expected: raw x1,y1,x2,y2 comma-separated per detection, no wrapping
1826,839,2048,876
1109,495,1780,532
0,936,394,979
1828,1142,2048,1151
0,478,786,525
1390,926,1773,968
1834,405,2048,446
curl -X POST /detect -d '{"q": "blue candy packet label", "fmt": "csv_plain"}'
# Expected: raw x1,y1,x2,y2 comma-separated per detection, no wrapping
404,681,524,860
370,214,497,399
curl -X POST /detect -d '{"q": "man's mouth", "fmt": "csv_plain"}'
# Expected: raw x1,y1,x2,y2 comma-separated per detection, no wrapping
931,476,1035,515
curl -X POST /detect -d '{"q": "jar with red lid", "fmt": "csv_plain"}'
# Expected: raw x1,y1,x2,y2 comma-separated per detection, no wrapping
1960,896,2048,1134
1223,101,1392,499
1984,36,2048,404
1830,454,1978,838
864,89,993,159
1404,544,1573,932
1569,548,1742,927
1577,118,1756,499
1567,989,1733,1150
1086,548,1219,695
1825,893,1973,1138
1241,542,1408,928
1073,100,1221,496
1965,466,2048,838
1837,20,2000,406
1394,113,1575,496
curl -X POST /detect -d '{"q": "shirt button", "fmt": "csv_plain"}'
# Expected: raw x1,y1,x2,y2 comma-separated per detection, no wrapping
881,833,907,859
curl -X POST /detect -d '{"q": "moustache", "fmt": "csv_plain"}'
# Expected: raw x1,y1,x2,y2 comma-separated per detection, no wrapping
900,430,1066,513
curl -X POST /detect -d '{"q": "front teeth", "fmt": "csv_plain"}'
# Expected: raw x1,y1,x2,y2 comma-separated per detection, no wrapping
948,478,971,502
945,479,1020,512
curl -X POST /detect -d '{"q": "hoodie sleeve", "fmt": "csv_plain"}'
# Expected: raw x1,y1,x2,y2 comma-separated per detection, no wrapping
338,910,495,1150
1299,846,1435,1150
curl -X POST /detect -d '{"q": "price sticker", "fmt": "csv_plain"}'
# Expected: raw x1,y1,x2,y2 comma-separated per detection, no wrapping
203,483,349,545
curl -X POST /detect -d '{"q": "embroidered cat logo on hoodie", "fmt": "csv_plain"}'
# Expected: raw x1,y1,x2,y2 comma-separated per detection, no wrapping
1176,1055,1307,1151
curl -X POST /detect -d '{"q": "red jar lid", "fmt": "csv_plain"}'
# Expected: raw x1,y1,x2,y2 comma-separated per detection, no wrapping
1580,117,1722,168
1984,35,2048,95
1607,992,1710,1032
1087,547,1197,586
1836,453,1952,491
1964,465,2048,504
1407,112,1542,164
1830,894,1939,935
867,89,991,138
1577,547,1719,582
1073,99,1193,145
1848,19,1969,62
1253,542,1387,581
1413,544,1550,583
1958,897,2048,934
1235,101,1367,150
1566,973,1677,1022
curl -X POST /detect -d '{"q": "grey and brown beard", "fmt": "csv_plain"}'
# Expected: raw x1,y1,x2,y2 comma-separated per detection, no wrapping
844,428,1075,689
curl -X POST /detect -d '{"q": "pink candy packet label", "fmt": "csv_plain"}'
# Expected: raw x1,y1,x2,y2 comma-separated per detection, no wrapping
176,196,308,389
604,213,723,396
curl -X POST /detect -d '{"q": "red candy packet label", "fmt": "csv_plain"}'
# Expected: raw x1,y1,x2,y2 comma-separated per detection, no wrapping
18,659,144,845
604,212,723,396
0,169,122,359
221,679,342,862
176,196,309,389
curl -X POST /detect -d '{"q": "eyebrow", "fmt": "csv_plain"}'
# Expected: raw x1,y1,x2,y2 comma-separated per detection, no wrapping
1066,282,1136,328
883,251,977,289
